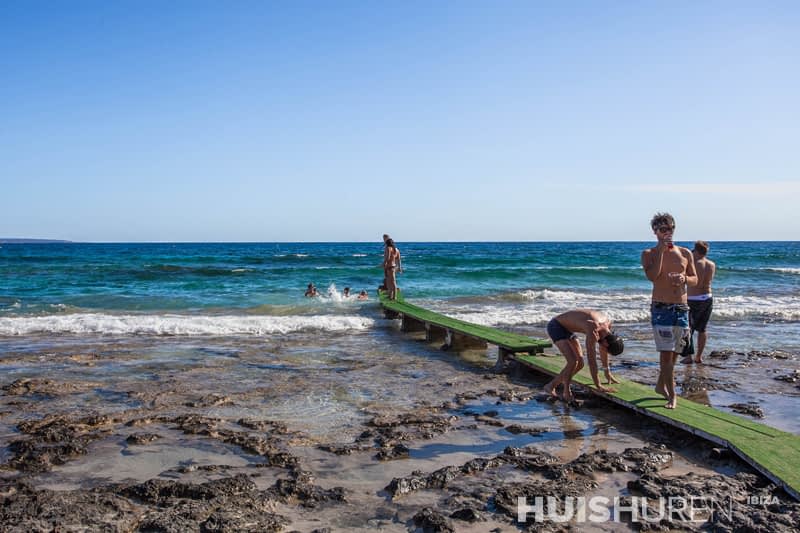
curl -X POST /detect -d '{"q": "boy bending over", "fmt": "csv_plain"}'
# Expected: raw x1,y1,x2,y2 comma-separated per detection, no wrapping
543,309,624,402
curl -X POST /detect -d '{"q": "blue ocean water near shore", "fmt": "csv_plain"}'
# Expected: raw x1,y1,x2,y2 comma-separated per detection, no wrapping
1,241,799,438
1,241,798,337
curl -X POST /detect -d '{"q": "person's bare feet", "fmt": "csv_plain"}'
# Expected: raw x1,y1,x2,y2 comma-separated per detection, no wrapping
655,383,667,399
694,358,703,364
560,385,573,403
680,356,693,364
542,382,558,398
665,396,677,409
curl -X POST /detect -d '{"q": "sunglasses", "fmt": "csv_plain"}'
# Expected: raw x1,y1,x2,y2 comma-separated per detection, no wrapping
655,226,674,233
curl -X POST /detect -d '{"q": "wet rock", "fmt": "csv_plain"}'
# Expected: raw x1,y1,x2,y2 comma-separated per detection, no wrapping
171,464,233,474
622,446,673,474
375,443,410,461
123,476,290,532
746,349,792,360
267,472,346,508
126,432,160,445
200,508,288,532
681,375,737,393
385,456,507,498
454,392,480,403
317,443,370,455
474,415,504,427
173,414,223,435
728,402,765,418
535,394,559,403
136,500,215,532
185,394,233,408
0,482,139,531
709,349,793,361
384,471,429,498
494,478,598,519
552,450,629,478
627,471,800,532
501,446,560,473
321,407,457,459
368,411,457,431
774,370,800,383
7,435,94,473
413,507,455,533
484,387,535,402
504,424,547,436
709,350,733,359
1,378,96,396
482,410,499,417
236,418,289,433
450,507,484,522
562,428,585,438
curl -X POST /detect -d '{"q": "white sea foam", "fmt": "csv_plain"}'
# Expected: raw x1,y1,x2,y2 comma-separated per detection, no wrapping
422,289,800,327
766,267,800,275
0,313,375,336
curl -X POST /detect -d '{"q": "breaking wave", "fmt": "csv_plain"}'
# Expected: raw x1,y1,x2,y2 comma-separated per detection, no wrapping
0,313,375,336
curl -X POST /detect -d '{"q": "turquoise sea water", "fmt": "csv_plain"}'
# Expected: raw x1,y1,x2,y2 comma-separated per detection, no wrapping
1,241,799,434
1,241,798,328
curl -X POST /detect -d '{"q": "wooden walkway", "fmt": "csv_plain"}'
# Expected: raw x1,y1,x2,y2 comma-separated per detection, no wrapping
378,290,551,360
378,291,800,501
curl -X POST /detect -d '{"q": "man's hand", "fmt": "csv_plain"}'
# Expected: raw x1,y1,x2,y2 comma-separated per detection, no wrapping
596,385,616,393
604,371,620,385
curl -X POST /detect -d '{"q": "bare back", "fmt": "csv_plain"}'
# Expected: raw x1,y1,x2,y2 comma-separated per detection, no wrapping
555,309,611,339
688,256,715,296
384,247,400,269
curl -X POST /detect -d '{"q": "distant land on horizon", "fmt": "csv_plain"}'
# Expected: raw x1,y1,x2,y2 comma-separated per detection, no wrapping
0,238,73,244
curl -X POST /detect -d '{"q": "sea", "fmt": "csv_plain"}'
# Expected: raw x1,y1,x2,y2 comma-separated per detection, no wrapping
1,241,799,438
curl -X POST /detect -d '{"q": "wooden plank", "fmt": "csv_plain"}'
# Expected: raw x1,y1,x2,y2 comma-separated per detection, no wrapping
378,290,550,353
513,353,800,501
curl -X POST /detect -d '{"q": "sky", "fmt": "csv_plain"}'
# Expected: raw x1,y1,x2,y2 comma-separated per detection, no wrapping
1,1,798,242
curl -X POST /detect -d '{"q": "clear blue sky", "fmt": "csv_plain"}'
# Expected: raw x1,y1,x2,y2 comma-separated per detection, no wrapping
2,1,798,242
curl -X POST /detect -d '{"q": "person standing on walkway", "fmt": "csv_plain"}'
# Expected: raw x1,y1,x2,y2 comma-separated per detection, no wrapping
641,212,697,409
384,238,402,300
681,241,716,364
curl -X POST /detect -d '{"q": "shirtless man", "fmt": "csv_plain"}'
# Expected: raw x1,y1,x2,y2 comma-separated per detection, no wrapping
641,213,697,409
542,309,624,403
681,241,716,364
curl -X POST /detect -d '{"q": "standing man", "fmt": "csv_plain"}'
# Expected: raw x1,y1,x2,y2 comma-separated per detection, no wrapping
641,213,697,409
681,241,716,364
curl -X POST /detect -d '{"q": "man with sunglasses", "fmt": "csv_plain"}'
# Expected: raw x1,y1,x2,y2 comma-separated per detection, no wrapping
641,212,698,409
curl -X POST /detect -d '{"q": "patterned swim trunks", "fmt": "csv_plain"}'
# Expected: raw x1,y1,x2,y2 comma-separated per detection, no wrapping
651,302,690,353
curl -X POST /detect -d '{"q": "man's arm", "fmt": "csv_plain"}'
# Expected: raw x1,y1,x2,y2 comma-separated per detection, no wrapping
598,345,619,384
683,249,698,287
585,337,615,392
641,247,664,282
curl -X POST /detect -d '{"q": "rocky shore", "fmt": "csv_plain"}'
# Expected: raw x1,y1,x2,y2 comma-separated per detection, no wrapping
2,368,798,532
